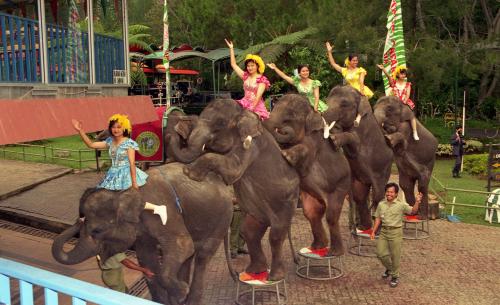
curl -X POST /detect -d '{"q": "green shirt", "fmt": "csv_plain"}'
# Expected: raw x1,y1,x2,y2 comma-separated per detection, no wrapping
292,76,328,112
97,252,127,270
374,198,413,228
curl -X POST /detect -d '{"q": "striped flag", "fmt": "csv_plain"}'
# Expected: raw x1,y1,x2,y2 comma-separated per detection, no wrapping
66,0,83,83
382,0,406,95
163,0,171,107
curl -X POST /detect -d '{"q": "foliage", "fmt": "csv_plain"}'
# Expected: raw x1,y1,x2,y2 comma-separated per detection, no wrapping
463,154,489,176
436,144,453,157
126,0,499,119
130,70,147,87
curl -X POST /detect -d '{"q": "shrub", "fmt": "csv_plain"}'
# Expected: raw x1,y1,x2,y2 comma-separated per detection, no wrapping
463,154,488,177
435,140,484,157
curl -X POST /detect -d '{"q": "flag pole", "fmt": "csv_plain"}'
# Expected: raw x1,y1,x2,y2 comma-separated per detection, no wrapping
163,0,171,108
461,90,466,172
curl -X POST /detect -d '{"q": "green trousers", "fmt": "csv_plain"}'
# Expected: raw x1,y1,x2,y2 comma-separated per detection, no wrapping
376,227,403,278
230,207,245,253
101,267,127,293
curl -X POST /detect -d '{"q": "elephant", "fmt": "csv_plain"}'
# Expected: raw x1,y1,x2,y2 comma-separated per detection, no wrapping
51,163,234,305
169,99,300,281
264,94,351,255
373,96,438,219
322,86,394,230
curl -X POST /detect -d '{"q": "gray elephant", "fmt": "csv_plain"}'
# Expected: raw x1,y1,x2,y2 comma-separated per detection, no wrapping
322,86,394,230
264,94,351,255
51,163,234,305
170,99,300,281
373,96,438,218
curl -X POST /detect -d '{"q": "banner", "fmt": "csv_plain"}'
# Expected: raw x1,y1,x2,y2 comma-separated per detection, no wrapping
133,107,165,162
382,0,406,94
163,0,171,107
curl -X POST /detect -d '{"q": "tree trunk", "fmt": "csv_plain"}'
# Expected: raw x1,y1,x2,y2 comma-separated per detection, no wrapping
416,0,426,31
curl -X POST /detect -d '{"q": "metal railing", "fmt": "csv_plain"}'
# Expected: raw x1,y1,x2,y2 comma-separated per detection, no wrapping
0,257,160,305
0,12,124,84
429,175,500,217
0,143,110,170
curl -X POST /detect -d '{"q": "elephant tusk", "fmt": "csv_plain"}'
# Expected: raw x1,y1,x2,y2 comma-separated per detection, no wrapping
323,118,336,139
381,122,385,128
202,144,206,152
243,135,252,150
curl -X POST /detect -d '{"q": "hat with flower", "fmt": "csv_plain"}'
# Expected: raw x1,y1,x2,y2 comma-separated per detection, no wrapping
108,114,132,134
245,54,265,74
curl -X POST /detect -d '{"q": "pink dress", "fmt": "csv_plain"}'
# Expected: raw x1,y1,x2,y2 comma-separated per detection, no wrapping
237,72,270,120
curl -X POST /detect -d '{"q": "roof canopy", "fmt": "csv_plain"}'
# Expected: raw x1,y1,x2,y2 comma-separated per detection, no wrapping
144,48,243,62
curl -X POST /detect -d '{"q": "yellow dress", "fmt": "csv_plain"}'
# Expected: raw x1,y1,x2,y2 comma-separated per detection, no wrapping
341,67,374,99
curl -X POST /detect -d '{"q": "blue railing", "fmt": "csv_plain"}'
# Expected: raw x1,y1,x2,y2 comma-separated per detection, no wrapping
0,12,125,84
0,12,40,82
0,257,160,305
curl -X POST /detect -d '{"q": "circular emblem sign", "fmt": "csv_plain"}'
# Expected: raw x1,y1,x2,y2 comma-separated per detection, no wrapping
136,131,160,157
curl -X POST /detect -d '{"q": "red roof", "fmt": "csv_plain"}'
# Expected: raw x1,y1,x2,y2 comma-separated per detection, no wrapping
0,96,158,145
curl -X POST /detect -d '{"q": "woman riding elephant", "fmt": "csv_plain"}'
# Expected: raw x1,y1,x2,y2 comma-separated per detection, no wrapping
52,163,234,305
373,96,438,219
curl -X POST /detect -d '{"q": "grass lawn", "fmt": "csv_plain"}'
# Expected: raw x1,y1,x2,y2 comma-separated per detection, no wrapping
0,135,109,170
430,158,499,227
422,117,497,144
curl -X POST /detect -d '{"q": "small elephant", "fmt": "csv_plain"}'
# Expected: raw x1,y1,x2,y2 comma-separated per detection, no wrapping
322,86,394,230
265,94,351,255
170,99,300,281
373,96,438,218
52,163,234,305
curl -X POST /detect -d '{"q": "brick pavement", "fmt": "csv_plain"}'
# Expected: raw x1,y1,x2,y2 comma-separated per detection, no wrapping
202,208,500,305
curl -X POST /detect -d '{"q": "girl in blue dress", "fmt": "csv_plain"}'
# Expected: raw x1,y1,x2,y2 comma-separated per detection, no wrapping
72,114,167,225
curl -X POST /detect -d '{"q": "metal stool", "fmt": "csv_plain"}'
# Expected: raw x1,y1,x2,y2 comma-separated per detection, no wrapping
235,272,287,305
348,229,377,257
403,216,430,240
295,247,343,280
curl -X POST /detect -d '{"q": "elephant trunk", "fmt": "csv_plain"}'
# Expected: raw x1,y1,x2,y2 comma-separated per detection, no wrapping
169,123,211,163
373,107,386,126
52,222,98,265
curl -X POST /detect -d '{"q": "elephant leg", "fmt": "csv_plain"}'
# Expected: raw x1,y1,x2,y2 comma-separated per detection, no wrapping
325,190,348,256
417,175,431,220
281,144,309,167
241,214,268,274
352,179,371,230
301,191,328,249
268,224,290,281
177,255,194,288
135,236,168,305
158,235,195,305
185,238,221,305
330,131,360,156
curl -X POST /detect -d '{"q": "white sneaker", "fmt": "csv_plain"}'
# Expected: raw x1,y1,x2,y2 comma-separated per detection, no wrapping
153,205,168,225
413,131,420,141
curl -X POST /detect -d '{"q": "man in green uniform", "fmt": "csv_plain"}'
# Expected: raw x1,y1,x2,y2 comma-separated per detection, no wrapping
370,182,421,288
97,252,154,293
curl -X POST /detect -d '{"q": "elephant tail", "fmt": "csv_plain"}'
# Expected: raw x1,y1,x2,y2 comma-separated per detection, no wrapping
288,225,299,265
224,231,238,282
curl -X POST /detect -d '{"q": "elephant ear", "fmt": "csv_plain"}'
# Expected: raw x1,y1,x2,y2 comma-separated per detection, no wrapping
236,111,263,147
174,119,194,140
305,111,324,134
400,103,415,122
357,96,372,118
116,190,144,224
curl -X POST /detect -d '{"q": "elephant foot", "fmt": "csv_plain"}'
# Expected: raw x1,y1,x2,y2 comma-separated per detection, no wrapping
245,262,268,275
327,245,345,257
384,134,397,148
310,239,328,250
269,265,285,281
183,164,207,181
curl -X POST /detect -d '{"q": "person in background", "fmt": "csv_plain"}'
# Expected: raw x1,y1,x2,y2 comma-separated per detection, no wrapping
230,197,248,259
97,252,154,293
450,125,466,178
370,183,422,288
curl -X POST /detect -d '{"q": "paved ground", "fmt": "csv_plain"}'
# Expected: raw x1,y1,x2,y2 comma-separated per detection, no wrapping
0,159,499,305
